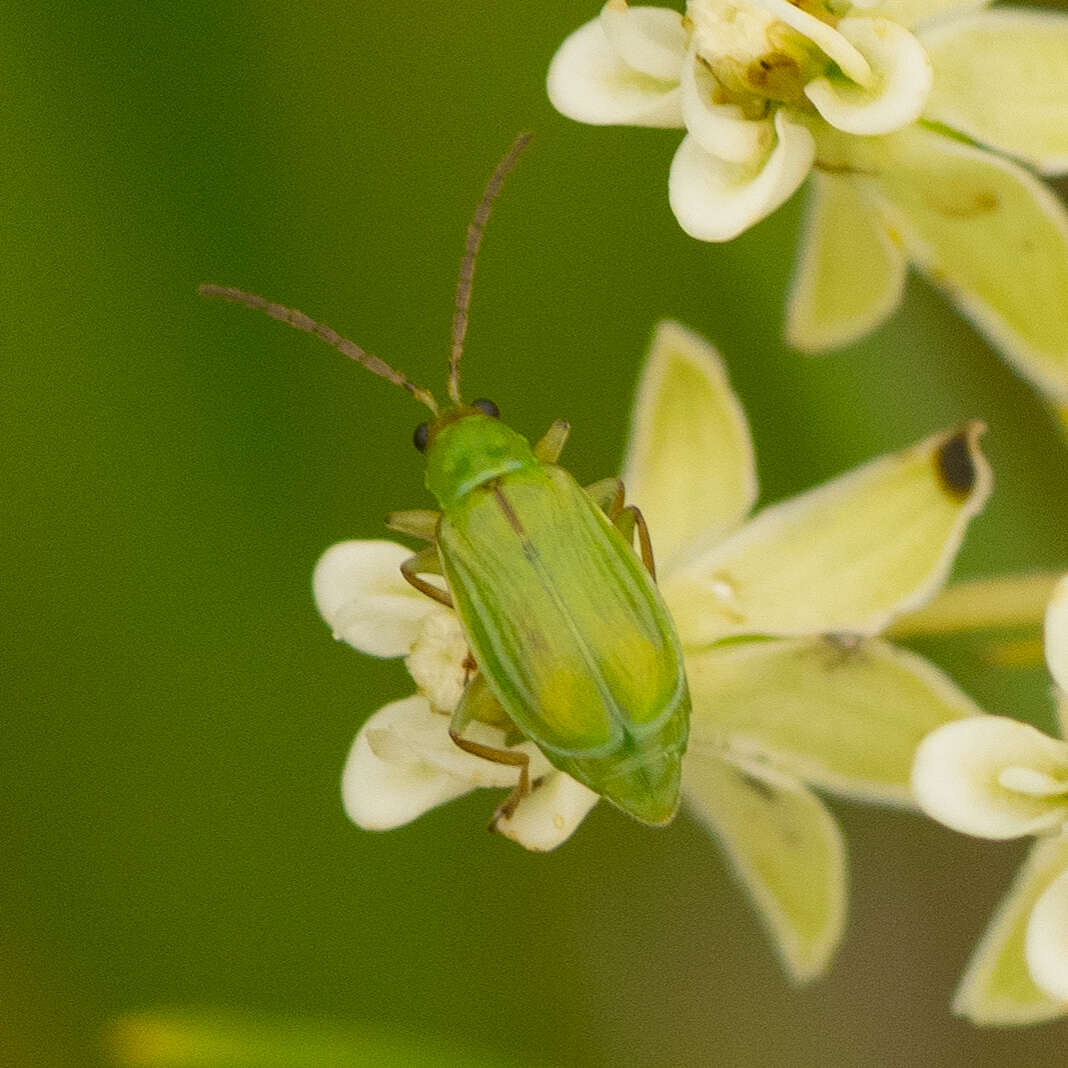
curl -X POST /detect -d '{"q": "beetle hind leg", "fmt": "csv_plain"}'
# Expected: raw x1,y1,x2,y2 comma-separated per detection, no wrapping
449,681,531,829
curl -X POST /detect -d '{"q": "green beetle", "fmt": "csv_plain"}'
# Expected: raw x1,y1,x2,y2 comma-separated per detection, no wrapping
201,135,690,827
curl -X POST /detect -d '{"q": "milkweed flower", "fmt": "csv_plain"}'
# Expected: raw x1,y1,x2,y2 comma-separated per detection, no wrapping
912,577,1068,1024
316,321,991,979
548,1,1068,407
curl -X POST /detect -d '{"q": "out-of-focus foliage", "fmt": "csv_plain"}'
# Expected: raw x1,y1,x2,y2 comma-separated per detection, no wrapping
2,2,1066,1065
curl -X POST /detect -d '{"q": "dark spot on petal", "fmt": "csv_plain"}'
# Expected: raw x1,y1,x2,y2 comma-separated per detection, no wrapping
937,431,977,497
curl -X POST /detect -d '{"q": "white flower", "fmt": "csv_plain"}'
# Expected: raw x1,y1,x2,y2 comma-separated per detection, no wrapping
548,1,1068,409
912,576,1068,1023
316,322,992,979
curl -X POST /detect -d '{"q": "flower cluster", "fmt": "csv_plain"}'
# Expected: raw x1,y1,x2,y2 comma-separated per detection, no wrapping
548,1,1068,407
316,322,992,980
912,577,1068,1024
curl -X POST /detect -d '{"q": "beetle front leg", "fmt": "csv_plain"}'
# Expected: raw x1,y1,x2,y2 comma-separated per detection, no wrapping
400,546,453,608
449,682,530,827
386,508,440,541
533,419,570,463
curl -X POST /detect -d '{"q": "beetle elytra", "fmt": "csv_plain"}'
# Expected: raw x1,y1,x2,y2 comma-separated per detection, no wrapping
200,134,691,829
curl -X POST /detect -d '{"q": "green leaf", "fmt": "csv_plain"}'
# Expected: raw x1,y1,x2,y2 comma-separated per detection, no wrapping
686,636,980,805
108,1010,530,1068
786,172,906,352
684,752,847,982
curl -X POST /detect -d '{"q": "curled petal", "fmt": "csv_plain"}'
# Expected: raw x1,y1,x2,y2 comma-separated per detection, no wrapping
313,540,436,658
687,636,981,806
548,14,683,128
805,18,932,136
954,836,1068,1025
341,697,475,831
921,11,1068,176
680,48,773,165
1026,866,1068,1005
600,1,689,83
912,717,1068,840
663,424,991,645
872,126,1068,403
750,0,872,85
496,772,600,852
684,752,846,982
622,321,757,570
1045,576,1068,696
668,111,815,242
786,172,906,351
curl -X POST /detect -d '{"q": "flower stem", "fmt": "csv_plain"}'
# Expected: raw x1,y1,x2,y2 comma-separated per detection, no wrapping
887,573,1061,638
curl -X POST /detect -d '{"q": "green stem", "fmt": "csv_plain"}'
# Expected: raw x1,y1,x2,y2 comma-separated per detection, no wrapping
887,572,1061,639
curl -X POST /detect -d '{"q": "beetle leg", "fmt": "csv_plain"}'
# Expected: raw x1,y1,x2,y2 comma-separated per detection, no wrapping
617,504,657,580
449,684,530,827
583,476,624,516
533,419,570,463
386,509,440,541
400,547,453,608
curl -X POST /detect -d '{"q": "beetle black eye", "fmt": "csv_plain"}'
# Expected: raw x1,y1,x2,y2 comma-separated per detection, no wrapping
413,422,429,452
471,398,499,418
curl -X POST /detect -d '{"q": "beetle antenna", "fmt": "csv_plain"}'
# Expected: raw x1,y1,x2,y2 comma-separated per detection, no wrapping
198,284,439,414
448,131,532,406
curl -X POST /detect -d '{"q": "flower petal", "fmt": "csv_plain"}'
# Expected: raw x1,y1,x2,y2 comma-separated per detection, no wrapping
1026,865,1068,1005
404,608,469,713
313,540,437,658
680,48,773,165
865,0,990,30
686,636,981,805
749,0,872,85
621,321,757,569
495,772,600,852
805,18,931,136
684,752,847,982
920,11,1068,177
547,14,683,128
954,836,1068,1025
341,696,558,833
668,112,815,242
663,424,992,645
1045,575,1068,696
871,126,1068,403
912,717,1068,840
340,697,475,831
600,1,689,83
785,172,906,351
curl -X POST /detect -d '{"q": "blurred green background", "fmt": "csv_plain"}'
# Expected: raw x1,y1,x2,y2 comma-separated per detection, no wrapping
4,2,1067,1065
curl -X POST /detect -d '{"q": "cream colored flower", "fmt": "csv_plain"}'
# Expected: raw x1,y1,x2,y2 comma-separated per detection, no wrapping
316,324,992,978
549,1,1068,408
912,577,1068,1023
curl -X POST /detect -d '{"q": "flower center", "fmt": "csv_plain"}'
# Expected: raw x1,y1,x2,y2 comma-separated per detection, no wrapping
687,0,825,106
